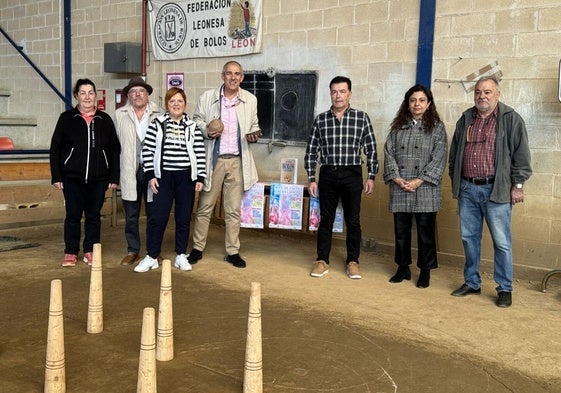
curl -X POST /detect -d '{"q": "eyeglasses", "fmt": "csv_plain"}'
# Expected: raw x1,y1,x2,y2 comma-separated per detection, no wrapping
128,88,147,95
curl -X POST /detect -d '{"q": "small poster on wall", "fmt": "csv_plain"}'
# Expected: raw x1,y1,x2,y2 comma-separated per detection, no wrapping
96,89,106,110
280,158,298,184
167,73,184,90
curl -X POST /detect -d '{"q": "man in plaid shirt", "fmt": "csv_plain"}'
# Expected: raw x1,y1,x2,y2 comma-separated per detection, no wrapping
304,76,378,279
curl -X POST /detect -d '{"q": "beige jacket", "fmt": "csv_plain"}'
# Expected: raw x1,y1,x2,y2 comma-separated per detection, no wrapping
193,85,260,192
114,101,162,201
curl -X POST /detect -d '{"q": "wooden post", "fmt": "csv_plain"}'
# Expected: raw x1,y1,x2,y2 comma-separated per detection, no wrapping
156,259,174,361
44,279,65,393
137,307,157,393
243,282,263,393
87,243,103,333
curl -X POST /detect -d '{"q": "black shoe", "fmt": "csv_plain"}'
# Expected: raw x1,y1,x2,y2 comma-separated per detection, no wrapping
389,265,411,283
224,253,246,268
430,261,438,269
416,269,430,288
496,291,512,308
451,284,481,297
187,249,203,264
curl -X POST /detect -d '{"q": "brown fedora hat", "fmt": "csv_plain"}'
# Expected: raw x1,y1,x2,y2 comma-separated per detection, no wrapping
123,76,153,96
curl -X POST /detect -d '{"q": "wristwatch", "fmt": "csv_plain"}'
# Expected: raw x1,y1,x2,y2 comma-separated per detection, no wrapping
515,183,523,189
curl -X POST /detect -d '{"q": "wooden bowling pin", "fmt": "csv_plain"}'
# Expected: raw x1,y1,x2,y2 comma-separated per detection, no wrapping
137,307,157,393
44,279,65,393
156,259,174,361
87,243,103,333
243,282,263,393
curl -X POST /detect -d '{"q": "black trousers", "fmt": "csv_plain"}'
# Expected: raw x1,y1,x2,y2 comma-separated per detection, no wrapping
317,165,363,264
147,169,195,258
393,212,437,270
63,179,108,255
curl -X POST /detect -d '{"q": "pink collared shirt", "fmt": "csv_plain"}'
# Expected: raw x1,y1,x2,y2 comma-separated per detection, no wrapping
219,95,240,155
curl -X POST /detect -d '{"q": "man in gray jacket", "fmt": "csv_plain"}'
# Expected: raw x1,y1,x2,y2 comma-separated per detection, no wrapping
114,77,162,266
449,76,532,307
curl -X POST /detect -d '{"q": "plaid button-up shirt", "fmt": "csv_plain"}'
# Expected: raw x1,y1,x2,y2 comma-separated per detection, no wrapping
304,106,378,182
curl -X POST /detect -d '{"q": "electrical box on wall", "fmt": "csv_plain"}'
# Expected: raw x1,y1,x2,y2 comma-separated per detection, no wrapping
104,42,142,73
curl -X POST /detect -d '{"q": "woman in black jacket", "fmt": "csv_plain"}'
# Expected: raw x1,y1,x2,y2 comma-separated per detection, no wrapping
50,78,120,267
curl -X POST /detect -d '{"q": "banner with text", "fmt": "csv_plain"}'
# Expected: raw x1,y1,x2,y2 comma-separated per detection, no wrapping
149,0,262,60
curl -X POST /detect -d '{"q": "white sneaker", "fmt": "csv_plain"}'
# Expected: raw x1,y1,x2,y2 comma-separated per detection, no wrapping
134,255,159,273
174,253,193,271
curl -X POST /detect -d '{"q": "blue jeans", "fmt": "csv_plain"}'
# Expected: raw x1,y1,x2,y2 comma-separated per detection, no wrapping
458,179,513,292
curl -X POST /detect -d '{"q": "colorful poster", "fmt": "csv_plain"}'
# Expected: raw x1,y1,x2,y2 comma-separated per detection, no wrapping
148,0,263,60
240,182,265,229
280,158,298,184
308,197,320,231
308,197,344,233
268,183,303,230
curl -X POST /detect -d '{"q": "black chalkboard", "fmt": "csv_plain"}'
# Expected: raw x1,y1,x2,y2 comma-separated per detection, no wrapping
241,72,317,143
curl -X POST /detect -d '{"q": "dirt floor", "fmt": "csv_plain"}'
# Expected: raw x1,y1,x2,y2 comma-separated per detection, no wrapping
1,219,561,393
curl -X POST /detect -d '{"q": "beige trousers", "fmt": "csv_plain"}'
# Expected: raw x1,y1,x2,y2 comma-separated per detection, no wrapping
192,157,243,255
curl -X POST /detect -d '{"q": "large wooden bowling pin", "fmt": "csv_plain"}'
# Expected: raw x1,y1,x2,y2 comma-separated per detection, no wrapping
44,279,65,393
87,243,103,333
156,259,174,361
137,307,157,393
243,282,263,393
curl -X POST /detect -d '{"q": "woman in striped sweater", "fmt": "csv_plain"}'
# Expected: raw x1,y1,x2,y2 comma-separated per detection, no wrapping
135,87,207,273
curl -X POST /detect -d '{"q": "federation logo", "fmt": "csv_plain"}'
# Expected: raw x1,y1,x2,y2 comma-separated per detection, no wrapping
154,3,186,54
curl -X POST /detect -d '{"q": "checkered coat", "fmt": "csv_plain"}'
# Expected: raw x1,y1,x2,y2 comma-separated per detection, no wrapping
383,120,447,213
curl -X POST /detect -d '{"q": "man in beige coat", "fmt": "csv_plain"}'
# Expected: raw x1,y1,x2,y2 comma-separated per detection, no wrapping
114,77,162,266
188,61,260,268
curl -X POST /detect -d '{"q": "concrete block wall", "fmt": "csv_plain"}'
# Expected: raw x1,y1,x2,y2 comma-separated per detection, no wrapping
1,0,561,273
0,0,64,148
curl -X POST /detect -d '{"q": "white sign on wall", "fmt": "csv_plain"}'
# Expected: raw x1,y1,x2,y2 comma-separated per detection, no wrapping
148,0,262,60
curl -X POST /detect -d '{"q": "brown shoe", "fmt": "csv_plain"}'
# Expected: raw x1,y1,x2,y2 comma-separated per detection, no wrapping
120,253,139,266
310,260,329,278
157,255,163,265
346,261,362,279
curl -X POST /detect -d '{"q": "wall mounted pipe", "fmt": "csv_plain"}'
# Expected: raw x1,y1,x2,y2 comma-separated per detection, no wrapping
416,0,436,88
64,0,72,109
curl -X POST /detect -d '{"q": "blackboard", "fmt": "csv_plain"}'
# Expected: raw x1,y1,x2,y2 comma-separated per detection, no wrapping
241,72,317,143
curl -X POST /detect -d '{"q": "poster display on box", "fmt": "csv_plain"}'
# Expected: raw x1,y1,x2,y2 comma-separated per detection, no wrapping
240,182,265,229
268,183,303,230
308,196,344,233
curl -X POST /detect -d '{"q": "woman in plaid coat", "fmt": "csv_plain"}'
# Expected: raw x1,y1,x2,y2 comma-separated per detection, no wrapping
383,85,447,288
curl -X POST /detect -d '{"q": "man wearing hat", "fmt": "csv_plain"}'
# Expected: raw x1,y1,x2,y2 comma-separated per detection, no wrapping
114,76,163,266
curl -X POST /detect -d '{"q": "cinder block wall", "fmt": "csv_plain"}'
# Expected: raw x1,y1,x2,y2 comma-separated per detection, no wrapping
1,1,560,274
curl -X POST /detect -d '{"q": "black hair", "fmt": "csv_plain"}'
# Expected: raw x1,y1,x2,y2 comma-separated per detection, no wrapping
329,76,352,91
73,78,97,97
390,84,441,133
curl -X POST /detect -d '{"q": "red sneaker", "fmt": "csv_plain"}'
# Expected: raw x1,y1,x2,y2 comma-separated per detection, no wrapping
83,252,93,266
62,254,77,267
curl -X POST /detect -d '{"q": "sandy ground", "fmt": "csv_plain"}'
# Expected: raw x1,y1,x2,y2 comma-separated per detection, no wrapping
1,220,561,392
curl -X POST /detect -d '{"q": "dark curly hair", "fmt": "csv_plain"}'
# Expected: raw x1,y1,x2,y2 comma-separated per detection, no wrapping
390,84,441,133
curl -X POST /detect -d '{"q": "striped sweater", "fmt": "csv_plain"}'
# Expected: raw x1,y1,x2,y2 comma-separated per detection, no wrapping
142,112,206,183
